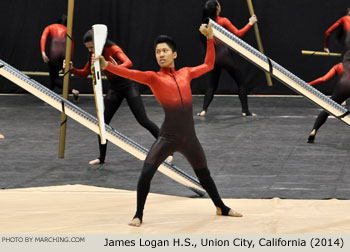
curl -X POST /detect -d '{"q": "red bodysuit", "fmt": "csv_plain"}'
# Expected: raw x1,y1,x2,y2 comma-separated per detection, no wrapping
309,63,344,86
105,39,215,136
324,15,350,50
41,24,67,53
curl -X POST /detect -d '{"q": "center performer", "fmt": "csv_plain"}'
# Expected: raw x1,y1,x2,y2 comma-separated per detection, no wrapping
69,30,161,165
197,0,258,117
95,23,242,227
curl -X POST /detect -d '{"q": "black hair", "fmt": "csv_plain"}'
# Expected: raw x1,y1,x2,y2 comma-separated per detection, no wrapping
202,0,218,22
56,14,67,26
200,0,218,44
154,35,177,52
343,50,350,72
83,30,93,43
83,29,116,47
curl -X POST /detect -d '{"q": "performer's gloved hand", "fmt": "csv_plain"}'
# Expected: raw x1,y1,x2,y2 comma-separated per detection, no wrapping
249,15,258,25
41,52,49,63
93,55,108,70
199,22,213,39
324,48,330,54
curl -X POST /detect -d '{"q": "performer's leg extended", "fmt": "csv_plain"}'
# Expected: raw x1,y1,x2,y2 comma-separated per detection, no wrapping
181,136,242,217
125,85,160,138
226,65,254,116
308,85,349,143
199,68,221,116
90,89,124,165
130,136,176,226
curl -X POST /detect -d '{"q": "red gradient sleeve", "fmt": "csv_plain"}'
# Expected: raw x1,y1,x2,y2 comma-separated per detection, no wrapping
309,63,342,86
189,38,215,79
105,63,154,87
324,18,343,49
220,17,252,37
40,26,50,52
71,61,91,78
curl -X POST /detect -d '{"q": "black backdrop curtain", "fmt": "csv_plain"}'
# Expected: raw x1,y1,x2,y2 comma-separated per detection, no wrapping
0,0,348,95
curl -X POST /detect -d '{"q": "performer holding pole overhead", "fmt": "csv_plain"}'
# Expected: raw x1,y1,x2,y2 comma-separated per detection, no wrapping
67,30,165,165
40,14,79,100
324,8,350,55
95,23,242,227
197,0,258,117
307,56,348,143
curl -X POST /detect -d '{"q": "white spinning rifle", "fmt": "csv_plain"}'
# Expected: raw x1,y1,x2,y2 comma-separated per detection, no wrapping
92,24,108,144
209,19,350,125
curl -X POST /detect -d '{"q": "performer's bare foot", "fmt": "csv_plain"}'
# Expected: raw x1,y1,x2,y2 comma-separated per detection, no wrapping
128,218,142,227
216,207,243,217
89,158,102,165
197,110,206,117
72,89,79,101
0,134,4,139
307,129,316,143
242,112,257,117
166,155,173,163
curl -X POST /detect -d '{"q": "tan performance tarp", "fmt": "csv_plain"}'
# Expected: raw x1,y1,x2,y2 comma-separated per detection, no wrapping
0,185,349,234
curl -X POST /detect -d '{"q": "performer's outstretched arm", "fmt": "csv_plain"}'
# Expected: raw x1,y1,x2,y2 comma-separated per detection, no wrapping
189,38,215,79
102,59,154,87
309,63,342,86
219,16,256,37
70,61,91,78
189,23,215,79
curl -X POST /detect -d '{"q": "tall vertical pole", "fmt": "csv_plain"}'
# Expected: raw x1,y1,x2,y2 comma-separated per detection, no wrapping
246,0,273,86
58,0,74,158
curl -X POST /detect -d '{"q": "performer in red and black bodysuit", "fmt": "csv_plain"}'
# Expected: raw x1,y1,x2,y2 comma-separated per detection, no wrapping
197,0,257,117
307,56,350,143
70,30,160,165
41,15,79,100
96,23,242,227
324,8,350,55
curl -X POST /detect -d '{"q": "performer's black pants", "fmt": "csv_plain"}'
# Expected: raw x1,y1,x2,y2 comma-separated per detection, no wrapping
97,84,159,163
313,77,350,132
48,39,74,93
133,120,230,221
202,44,250,114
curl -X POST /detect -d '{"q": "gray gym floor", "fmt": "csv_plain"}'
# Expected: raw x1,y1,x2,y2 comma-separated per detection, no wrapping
1,94,350,199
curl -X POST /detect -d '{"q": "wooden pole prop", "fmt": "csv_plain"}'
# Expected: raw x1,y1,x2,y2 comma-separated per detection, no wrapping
58,0,74,158
21,71,106,79
246,0,273,86
301,50,341,57
91,24,107,144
